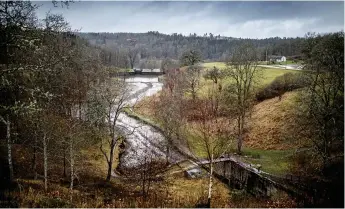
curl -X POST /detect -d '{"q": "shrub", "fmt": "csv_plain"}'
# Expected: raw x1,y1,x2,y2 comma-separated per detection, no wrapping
256,73,307,101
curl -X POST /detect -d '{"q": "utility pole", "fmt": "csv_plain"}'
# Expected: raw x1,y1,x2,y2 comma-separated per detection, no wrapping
266,39,270,65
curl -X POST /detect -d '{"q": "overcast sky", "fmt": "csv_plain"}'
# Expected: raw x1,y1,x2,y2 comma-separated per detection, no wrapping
35,1,344,39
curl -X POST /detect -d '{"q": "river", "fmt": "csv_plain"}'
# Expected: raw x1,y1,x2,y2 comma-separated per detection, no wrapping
115,75,185,168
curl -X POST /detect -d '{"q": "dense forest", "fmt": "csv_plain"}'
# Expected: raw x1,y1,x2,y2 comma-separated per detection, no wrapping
77,31,304,66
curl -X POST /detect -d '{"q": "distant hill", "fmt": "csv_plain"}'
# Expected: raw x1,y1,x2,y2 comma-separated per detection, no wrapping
76,31,304,61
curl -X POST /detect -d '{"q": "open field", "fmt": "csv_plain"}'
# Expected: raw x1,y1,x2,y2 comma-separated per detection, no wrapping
199,62,300,97
202,62,227,69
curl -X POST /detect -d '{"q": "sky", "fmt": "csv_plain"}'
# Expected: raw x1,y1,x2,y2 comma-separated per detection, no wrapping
35,1,344,39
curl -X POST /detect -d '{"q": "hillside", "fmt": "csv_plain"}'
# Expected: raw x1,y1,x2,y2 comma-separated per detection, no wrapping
77,32,304,61
245,91,310,150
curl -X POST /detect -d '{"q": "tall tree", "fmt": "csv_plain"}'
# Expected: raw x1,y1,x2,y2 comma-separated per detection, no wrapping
298,32,344,168
224,43,261,154
193,86,229,207
88,77,130,181
0,0,38,181
180,49,202,66
127,47,140,69
185,65,202,100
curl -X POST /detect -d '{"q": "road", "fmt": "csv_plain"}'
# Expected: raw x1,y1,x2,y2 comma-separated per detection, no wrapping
258,64,303,70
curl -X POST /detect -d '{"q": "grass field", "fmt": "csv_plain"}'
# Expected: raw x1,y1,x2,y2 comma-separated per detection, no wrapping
202,62,227,69
202,62,298,83
199,63,299,97
239,147,293,175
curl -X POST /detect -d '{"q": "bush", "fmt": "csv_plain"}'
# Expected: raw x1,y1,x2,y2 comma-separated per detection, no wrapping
256,73,307,101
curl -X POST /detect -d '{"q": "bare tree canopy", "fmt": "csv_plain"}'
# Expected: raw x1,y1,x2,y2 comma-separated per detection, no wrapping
224,42,262,154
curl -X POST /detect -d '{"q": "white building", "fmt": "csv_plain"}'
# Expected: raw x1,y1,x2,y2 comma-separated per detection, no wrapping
269,55,286,63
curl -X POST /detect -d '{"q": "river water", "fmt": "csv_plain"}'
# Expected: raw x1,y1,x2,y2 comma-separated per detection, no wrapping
116,75,185,168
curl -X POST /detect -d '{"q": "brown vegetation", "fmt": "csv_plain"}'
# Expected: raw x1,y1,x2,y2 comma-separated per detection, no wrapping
245,91,311,150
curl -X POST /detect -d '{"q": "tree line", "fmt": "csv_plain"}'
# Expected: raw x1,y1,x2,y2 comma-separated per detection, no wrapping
77,31,305,66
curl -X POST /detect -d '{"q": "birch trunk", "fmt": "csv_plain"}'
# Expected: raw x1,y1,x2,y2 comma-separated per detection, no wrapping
207,153,214,208
32,135,37,180
70,138,74,202
6,115,13,181
43,132,48,191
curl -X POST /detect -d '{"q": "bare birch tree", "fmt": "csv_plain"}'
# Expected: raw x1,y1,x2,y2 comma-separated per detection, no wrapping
194,86,230,207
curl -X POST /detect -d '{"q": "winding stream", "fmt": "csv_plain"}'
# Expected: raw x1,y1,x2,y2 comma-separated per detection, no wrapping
116,75,185,168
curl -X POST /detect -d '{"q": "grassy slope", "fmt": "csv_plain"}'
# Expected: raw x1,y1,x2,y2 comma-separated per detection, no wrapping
240,91,310,175
185,91,306,175
134,62,306,175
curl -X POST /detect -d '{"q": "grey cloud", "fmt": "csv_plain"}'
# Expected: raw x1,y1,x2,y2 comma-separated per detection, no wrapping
34,1,344,38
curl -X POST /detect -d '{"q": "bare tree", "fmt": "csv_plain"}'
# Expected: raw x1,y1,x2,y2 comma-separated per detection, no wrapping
185,65,202,100
127,47,140,69
298,32,344,168
153,68,190,162
88,77,130,181
37,112,59,191
224,43,261,154
203,66,225,85
193,84,230,207
121,153,167,198
154,91,186,163
161,58,179,73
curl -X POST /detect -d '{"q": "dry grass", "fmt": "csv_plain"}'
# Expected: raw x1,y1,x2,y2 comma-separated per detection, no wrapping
166,174,231,207
132,94,159,120
246,91,310,150
7,137,235,208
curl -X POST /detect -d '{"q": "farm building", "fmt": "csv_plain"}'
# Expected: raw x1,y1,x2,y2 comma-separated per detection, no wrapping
268,55,286,63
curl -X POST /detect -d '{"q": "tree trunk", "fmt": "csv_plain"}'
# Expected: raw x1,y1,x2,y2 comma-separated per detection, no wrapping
237,135,243,154
63,148,67,178
32,136,37,180
105,139,115,181
69,138,74,202
207,153,214,208
237,116,243,154
43,133,48,191
166,144,169,165
142,172,146,197
6,116,13,181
